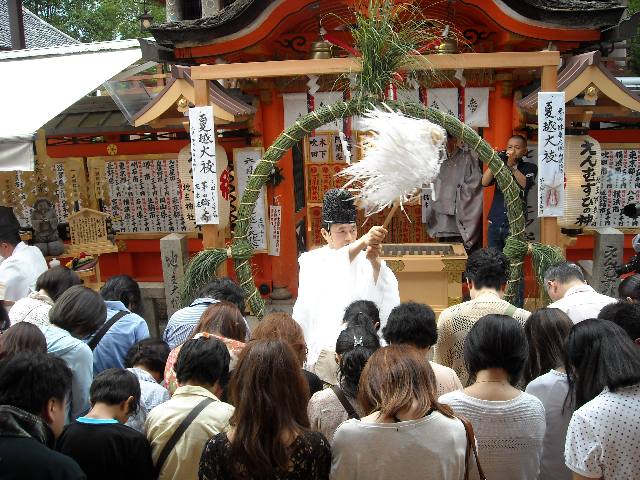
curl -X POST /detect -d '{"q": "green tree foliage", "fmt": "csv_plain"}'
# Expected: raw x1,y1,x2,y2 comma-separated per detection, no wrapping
23,0,166,42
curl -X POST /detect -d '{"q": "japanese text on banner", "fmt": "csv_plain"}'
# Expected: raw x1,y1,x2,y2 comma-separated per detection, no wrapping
537,92,565,217
235,148,269,251
189,106,219,225
269,205,281,256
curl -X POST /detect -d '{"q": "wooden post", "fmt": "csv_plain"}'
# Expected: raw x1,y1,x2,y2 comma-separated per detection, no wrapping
194,79,227,275
540,64,560,247
262,90,295,300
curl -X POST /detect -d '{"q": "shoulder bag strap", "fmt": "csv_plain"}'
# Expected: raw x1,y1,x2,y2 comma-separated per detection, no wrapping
88,310,128,351
504,303,517,318
154,397,214,478
331,385,360,420
457,415,487,480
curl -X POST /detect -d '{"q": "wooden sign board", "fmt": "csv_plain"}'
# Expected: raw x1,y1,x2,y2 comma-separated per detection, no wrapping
87,154,192,234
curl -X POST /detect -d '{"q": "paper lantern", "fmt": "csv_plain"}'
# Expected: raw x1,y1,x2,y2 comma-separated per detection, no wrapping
559,135,601,229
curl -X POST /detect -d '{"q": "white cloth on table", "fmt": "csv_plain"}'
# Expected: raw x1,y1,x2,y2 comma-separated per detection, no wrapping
292,245,399,367
565,384,640,480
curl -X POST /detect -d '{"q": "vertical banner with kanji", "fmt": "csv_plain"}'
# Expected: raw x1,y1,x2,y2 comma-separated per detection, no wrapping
189,106,219,225
233,147,269,252
269,205,282,256
537,92,565,217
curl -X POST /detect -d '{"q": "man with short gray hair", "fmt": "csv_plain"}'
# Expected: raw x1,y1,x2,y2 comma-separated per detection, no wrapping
544,262,616,324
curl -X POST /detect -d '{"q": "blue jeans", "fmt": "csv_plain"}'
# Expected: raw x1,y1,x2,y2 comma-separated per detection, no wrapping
487,221,525,308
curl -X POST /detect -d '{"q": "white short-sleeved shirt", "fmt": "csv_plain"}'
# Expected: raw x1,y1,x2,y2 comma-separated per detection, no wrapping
565,384,640,479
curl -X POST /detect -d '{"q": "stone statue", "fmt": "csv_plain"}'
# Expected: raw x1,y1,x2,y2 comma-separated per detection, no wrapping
31,198,64,256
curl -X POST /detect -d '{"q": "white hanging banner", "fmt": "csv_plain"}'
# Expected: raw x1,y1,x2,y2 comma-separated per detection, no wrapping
426,88,458,117
269,205,282,256
561,135,601,228
537,92,565,217
313,91,344,132
233,147,269,252
188,106,219,224
283,93,308,130
397,88,420,103
464,87,489,127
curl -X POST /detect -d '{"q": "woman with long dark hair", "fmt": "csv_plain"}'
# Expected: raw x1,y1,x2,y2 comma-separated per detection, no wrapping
439,314,545,480
313,303,380,386
523,308,574,480
252,312,324,395
564,319,640,479
331,345,468,479
308,323,379,440
199,340,331,479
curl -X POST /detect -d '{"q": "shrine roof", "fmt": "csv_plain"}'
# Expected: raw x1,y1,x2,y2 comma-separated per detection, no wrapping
43,96,149,136
0,0,78,50
149,0,261,46
131,66,256,127
147,0,627,52
520,51,640,113
502,0,626,28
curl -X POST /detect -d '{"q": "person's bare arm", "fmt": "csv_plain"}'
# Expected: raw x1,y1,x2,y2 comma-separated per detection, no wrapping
510,164,527,188
481,167,494,186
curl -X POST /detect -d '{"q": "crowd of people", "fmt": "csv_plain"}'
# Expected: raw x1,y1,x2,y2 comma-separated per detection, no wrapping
1,242,640,479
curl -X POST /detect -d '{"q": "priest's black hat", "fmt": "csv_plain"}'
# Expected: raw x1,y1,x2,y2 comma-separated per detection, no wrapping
322,188,356,225
0,207,20,242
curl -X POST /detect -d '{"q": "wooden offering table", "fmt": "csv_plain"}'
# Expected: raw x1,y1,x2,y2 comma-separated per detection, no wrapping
381,243,467,315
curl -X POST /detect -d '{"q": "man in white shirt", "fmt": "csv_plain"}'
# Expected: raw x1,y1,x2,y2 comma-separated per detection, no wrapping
0,207,47,309
544,262,616,324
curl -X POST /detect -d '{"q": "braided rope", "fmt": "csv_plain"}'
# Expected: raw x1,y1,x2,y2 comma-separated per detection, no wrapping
181,97,562,315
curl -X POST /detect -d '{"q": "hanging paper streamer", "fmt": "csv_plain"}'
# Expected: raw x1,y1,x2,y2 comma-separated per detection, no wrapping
537,92,565,217
426,88,458,117
464,87,489,127
283,93,309,130
189,106,219,225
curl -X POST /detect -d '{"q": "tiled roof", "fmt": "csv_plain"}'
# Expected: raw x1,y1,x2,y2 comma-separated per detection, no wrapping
0,0,78,50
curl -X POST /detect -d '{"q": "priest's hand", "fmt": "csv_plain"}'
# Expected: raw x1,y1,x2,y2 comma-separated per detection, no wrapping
349,226,387,263
363,226,387,247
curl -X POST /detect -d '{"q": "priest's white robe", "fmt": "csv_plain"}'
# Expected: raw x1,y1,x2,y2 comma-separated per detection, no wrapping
292,245,400,366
